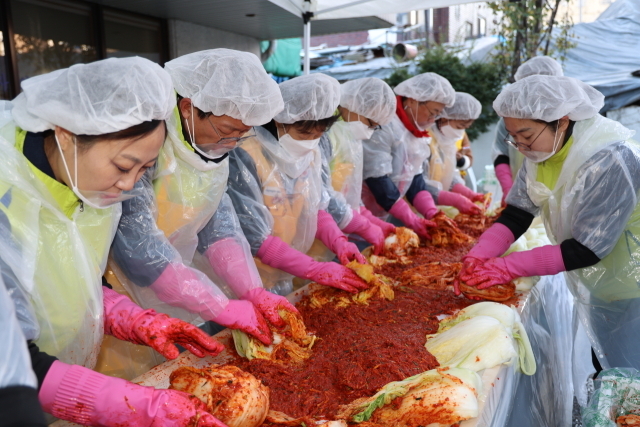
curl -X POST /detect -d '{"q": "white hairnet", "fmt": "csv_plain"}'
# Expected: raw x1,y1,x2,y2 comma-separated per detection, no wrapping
493,75,604,122
274,73,341,124
164,49,284,126
514,56,564,81
441,92,482,120
393,72,455,107
339,78,397,126
12,57,174,135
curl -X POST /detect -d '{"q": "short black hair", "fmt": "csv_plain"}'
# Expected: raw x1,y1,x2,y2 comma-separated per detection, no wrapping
177,94,208,120
290,114,340,133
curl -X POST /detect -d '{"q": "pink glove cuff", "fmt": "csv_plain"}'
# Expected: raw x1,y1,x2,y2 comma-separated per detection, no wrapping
39,361,107,424
436,190,462,207
506,244,566,277
412,191,439,219
452,183,478,200
495,163,514,198
205,237,261,297
342,210,370,235
466,223,516,261
360,206,395,236
257,235,314,278
315,210,347,252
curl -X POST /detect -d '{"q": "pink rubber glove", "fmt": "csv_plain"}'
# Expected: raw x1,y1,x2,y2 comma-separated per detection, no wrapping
360,206,396,237
437,190,482,215
412,190,439,219
388,198,437,240
103,286,223,359
452,183,485,203
241,288,299,328
495,163,514,202
212,300,271,345
204,237,263,299
456,223,516,296
463,245,565,289
257,235,368,293
342,209,385,255
39,361,228,427
316,210,366,265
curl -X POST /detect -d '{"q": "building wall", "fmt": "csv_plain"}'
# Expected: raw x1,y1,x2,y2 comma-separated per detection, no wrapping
168,19,262,60
447,2,498,44
560,0,614,23
310,31,369,48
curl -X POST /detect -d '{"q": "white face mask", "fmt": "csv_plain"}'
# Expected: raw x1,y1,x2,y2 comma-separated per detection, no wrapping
348,120,375,140
184,104,241,160
54,134,140,210
277,124,320,158
440,125,465,141
523,126,563,164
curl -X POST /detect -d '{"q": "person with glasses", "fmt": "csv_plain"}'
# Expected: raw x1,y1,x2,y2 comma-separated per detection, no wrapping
362,73,480,241
427,92,484,203
110,50,295,374
459,75,640,370
311,78,398,257
491,56,564,202
227,73,369,297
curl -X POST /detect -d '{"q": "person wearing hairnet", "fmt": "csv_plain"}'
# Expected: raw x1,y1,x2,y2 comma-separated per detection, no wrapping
427,92,484,201
227,73,368,296
362,72,481,240
0,269,46,427
458,75,640,369
491,56,564,202
317,77,398,255
0,58,228,426
110,50,293,357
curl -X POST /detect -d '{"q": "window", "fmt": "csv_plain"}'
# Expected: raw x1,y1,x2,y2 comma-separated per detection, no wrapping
104,10,162,63
0,0,167,99
465,22,473,39
11,0,97,83
478,17,487,37
410,10,418,26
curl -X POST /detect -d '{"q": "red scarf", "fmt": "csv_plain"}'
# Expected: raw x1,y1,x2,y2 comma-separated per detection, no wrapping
395,95,430,138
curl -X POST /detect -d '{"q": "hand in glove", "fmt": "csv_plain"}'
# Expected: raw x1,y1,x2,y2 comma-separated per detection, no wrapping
388,199,437,240
316,210,366,264
342,209,385,255
241,287,299,328
360,206,396,237
451,183,485,203
212,300,272,345
495,163,514,203
437,190,482,215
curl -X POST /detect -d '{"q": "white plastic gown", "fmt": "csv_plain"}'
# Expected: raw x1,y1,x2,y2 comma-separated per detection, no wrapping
326,120,365,211
0,120,119,369
491,117,525,180
227,125,326,296
0,268,38,389
506,114,640,369
110,105,260,324
426,124,464,191
362,114,434,215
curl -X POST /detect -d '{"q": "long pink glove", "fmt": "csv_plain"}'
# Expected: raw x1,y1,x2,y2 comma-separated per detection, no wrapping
388,199,437,240
360,206,396,237
412,190,439,219
462,245,565,289
452,183,485,203
456,223,516,296
241,288,299,328
257,235,368,293
495,163,514,202
342,209,385,255
103,286,223,359
149,263,269,344
316,210,366,265
39,361,228,427
438,190,482,215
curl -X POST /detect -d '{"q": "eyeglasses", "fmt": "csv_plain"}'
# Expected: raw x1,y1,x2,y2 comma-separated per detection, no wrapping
207,115,255,144
505,124,548,152
419,102,442,120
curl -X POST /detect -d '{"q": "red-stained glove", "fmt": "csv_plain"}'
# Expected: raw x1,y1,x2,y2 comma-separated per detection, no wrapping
39,361,229,427
388,199,437,240
241,288,299,328
316,210,366,265
437,190,482,215
451,183,485,203
360,206,396,237
342,209,385,255
257,235,369,293
211,300,272,345
462,245,566,289
495,163,514,203
103,286,223,359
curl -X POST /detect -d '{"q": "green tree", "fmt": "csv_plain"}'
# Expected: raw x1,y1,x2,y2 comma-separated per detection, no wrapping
386,46,505,140
488,0,575,81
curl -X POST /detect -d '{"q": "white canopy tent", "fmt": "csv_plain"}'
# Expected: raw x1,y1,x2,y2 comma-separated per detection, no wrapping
268,0,497,73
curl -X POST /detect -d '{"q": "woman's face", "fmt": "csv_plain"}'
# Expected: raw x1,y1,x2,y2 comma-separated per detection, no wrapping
276,121,325,141
503,117,569,153
54,124,165,194
339,107,380,129
403,98,446,128
439,118,475,129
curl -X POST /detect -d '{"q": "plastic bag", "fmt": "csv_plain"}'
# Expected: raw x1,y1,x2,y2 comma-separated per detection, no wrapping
582,368,640,427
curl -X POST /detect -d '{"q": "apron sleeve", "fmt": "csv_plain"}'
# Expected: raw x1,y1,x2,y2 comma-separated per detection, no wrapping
362,125,394,180
491,118,511,162
506,163,540,216
319,134,352,229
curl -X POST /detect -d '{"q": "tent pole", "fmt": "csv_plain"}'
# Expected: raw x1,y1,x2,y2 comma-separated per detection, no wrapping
303,20,311,74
